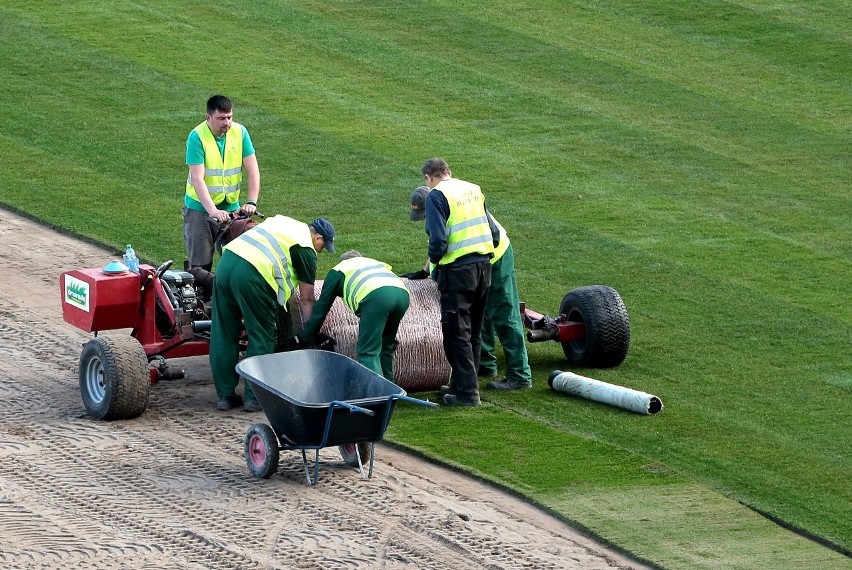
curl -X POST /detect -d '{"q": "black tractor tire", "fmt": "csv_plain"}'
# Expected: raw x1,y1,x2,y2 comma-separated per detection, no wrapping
79,336,150,420
559,285,630,368
245,423,280,479
339,442,372,468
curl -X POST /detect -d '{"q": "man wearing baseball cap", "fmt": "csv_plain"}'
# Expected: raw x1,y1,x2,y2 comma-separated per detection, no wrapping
209,214,336,412
416,158,498,406
407,184,532,392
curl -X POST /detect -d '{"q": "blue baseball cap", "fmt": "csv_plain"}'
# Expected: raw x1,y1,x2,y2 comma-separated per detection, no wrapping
310,218,336,253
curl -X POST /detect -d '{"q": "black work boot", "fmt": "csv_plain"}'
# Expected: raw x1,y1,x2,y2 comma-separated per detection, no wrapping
443,393,481,407
217,394,243,410
243,398,262,412
486,379,532,391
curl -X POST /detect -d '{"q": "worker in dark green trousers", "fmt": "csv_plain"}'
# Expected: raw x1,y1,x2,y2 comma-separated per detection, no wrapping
210,215,336,412
298,251,410,382
478,236,533,390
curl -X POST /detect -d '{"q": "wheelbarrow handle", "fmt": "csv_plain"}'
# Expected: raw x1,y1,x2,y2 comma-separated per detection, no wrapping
393,394,440,408
331,400,375,416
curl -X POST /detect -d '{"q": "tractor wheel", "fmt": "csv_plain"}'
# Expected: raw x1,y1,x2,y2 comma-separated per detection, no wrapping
559,285,630,368
245,423,280,479
79,336,150,420
339,443,372,468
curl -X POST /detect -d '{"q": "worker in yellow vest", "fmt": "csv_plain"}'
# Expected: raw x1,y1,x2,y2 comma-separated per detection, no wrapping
297,251,410,381
183,94,260,274
210,215,335,412
407,186,532,391
420,158,499,406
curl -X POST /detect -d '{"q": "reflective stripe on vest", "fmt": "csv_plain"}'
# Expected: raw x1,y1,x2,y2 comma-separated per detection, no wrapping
336,257,408,313
434,179,495,265
491,216,509,264
224,215,314,307
185,121,244,205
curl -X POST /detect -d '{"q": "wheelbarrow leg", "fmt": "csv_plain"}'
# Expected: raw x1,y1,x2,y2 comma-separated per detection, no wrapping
300,449,322,486
351,442,376,480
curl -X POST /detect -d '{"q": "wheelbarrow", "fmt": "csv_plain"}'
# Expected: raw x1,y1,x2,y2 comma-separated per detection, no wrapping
235,349,438,485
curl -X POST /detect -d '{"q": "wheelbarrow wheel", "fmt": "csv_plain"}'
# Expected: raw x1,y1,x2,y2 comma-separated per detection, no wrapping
244,423,279,479
79,336,150,420
338,443,371,468
559,285,630,368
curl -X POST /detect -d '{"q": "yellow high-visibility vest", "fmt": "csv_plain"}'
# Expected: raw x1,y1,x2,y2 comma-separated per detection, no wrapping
335,257,408,313
224,215,314,307
491,216,509,263
185,122,243,206
434,179,495,265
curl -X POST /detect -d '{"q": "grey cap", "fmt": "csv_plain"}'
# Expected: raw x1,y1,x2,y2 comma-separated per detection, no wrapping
309,218,336,253
409,186,430,221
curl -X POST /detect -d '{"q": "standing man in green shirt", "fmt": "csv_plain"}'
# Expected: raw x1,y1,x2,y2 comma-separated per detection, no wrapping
184,94,261,274
298,251,410,382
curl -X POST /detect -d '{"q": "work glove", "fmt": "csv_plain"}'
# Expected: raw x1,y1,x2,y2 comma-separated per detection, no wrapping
312,333,336,352
283,335,303,351
399,269,429,280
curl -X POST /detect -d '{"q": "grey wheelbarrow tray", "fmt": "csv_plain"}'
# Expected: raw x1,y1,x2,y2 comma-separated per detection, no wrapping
235,349,438,485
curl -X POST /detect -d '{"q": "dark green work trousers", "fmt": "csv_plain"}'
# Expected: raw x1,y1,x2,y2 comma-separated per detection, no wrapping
479,244,532,384
209,251,291,401
357,287,410,381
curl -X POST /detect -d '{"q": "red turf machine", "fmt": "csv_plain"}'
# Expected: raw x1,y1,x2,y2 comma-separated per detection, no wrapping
61,260,215,420
61,259,630,421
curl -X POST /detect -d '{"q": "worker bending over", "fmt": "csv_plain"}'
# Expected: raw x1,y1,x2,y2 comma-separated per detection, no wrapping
210,215,335,412
297,251,410,382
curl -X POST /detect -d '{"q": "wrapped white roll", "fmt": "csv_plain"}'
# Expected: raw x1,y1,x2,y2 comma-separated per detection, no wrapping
548,370,663,415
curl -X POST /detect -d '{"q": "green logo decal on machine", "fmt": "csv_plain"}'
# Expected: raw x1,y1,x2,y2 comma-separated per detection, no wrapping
65,275,90,312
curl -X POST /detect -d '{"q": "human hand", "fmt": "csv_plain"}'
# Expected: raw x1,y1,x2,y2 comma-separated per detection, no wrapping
283,335,303,351
312,333,336,352
209,209,230,223
399,269,429,280
240,203,257,217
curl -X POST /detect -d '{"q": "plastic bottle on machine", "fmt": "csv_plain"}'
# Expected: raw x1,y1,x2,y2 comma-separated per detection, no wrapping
123,244,140,273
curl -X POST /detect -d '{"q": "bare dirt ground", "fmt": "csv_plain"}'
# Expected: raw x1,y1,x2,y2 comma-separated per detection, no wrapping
0,207,648,569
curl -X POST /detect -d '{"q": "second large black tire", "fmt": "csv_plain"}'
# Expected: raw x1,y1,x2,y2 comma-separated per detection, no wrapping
79,336,150,420
559,285,630,368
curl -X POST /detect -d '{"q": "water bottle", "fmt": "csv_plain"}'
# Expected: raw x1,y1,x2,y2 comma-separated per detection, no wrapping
123,244,139,273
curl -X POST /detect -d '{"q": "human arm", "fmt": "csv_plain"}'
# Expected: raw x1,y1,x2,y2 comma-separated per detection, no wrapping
297,282,316,325
400,259,430,280
486,208,500,248
425,190,450,265
240,132,260,216
299,269,344,342
290,244,318,323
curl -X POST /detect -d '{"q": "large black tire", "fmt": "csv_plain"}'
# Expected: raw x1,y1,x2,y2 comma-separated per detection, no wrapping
559,285,630,368
338,443,372,468
79,336,150,420
244,423,280,479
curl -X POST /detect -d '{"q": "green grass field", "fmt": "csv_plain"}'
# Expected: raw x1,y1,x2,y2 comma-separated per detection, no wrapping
1,1,849,568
